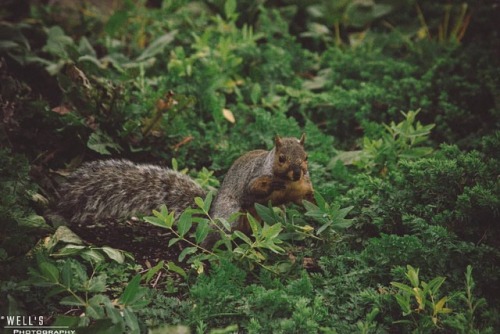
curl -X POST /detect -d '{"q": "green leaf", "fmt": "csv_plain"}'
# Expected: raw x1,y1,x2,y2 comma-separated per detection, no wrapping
218,217,232,231
234,231,253,245
101,247,125,264
39,262,59,283
254,203,277,224
406,265,420,288
168,237,180,247
61,260,72,288
123,308,140,334
87,131,122,155
391,282,413,295
167,261,187,280
87,274,107,293
395,294,411,316
119,274,141,305
250,83,261,104
137,30,178,61
195,220,210,244
60,295,85,307
178,247,197,262
195,197,205,211
143,260,164,283
105,10,129,36
177,211,193,237
247,213,261,236
224,0,237,19
203,191,213,213
261,223,283,240
81,249,105,263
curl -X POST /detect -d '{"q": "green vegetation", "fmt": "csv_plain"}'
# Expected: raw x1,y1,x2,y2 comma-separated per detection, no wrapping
1,0,499,333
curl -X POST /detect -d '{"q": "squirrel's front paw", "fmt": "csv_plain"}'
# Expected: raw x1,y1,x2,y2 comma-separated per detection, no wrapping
270,179,286,191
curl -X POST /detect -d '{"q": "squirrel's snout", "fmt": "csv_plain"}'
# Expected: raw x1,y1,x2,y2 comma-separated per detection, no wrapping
292,167,302,181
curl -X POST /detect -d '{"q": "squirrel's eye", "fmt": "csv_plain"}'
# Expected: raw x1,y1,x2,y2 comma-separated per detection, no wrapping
279,154,287,163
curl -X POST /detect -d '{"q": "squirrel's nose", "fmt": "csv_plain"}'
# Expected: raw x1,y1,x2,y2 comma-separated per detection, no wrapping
292,167,302,181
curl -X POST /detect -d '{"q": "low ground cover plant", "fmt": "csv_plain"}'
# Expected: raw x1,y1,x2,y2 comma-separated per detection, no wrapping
1,1,498,333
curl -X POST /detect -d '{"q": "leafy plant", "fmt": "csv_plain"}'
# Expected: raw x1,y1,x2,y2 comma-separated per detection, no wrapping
391,265,452,331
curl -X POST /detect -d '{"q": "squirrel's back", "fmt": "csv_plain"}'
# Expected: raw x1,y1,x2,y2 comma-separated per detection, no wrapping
56,159,206,224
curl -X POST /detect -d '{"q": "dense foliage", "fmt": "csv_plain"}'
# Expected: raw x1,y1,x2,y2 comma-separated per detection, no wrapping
1,0,499,333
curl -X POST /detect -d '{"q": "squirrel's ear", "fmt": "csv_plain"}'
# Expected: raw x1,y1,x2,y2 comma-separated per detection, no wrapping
299,133,306,146
275,135,283,148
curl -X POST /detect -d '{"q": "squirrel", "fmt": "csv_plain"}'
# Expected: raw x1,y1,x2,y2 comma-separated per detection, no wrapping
54,135,314,247
204,134,314,246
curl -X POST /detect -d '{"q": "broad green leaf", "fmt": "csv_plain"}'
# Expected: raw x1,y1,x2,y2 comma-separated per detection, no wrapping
60,295,85,306
195,220,210,244
87,274,107,293
81,249,105,263
119,274,141,305
123,308,140,334
61,260,72,288
101,247,125,264
177,211,193,237
39,262,59,283
261,223,283,239
254,203,277,224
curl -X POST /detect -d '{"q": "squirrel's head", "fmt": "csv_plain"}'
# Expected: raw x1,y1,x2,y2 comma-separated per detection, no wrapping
273,134,308,182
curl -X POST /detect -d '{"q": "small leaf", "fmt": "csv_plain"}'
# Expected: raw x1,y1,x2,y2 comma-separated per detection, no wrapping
224,0,237,19
250,83,261,104
137,30,178,61
195,220,210,244
261,223,283,239
234,231,253,245
167,261,187,279
247,213,261,236
434,296,448,314
178,247,197,262
143,260,164,283
195,197,205,211
203,192,213,213
406,265,420,288
168,237,180,247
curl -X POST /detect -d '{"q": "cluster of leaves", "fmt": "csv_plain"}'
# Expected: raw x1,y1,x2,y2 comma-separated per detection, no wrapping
1,0,499,333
